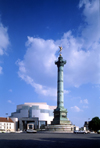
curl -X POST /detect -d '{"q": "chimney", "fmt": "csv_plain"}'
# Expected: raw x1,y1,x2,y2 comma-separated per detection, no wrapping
7,117,9,121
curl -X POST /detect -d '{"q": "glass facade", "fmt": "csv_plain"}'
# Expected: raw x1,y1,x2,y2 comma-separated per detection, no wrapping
40,109,53,116
10,103,56,128
32,105,39,110
22,105,30,110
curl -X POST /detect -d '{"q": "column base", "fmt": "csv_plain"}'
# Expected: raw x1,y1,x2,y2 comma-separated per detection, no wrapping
45,124,74,132
51,107,70,125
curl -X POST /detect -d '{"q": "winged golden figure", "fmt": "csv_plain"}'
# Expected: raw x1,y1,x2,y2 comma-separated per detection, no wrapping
59,46,63,55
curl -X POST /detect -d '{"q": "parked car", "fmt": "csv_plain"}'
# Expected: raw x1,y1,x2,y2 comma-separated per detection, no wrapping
85,130,90,134
97,130,100,134
26,129,37,133
15,130,23,133
90,131,95,134
0,129,6,133
74,130,86,134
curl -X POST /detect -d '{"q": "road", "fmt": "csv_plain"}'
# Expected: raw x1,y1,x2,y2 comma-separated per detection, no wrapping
0,131,100,148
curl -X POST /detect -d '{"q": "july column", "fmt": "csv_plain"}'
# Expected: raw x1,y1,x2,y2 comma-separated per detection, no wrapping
55,55,66,109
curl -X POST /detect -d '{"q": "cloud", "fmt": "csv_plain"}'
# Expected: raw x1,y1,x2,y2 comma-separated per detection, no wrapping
71,96,81,100
95,84,100,90
80,100,82,103
79,0,100,44
0,23,10,55
8,100,12,103
16,37,58,97
16,72,57,97
7,100,14,104
0,66,3,74
16,0,100,98
64,90,70,94
60,32,100,87
71,106,82,112
9,89,12,92
83,99,88,104
83,106,88,108
80,99,88,104
0,22,10,74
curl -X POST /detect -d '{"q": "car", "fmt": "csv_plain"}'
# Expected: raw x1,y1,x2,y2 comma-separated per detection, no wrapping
0,129,6,133
90,131,95,134
0,131,6,133
97,130,100,134
84,130,90,134
26,129,37,133
74,130,86,134
15,130,23,133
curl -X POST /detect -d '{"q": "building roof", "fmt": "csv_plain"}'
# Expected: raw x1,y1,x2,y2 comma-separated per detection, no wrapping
0,117,14,123
17,102,56,110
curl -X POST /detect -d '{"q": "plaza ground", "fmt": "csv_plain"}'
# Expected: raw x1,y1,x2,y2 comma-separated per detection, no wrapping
0,131,100,148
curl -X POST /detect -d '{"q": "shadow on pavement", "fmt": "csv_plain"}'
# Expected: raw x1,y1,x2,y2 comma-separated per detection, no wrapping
0,137,100,148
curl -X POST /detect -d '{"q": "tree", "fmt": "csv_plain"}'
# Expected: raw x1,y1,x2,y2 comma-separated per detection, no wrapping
89,117,100,131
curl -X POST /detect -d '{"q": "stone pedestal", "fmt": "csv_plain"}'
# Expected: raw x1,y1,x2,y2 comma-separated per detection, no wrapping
46,125,73,133
51,107,70,125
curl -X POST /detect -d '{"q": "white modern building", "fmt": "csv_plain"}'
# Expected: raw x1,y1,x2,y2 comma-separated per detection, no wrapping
84,121,89,130
0,117,14,132
10,102,56,131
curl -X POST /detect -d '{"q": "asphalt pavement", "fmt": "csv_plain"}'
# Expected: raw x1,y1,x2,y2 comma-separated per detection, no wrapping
0,131,100,148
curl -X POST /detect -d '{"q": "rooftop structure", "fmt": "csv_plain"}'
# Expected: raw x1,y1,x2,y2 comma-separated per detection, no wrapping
0,117,13,123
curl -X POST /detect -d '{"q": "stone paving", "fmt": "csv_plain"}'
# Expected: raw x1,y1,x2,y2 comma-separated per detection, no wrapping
0,131,100,148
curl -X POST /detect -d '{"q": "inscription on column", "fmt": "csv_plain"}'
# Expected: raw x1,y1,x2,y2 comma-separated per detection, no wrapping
61,112,66,118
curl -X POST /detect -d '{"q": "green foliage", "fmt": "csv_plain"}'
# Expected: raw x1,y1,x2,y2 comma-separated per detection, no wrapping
89,117,100,131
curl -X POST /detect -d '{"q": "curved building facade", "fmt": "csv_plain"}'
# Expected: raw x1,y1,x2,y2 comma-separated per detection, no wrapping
10,102,56,131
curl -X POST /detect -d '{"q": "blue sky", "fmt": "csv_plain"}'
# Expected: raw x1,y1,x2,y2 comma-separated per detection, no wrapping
0,0,100,127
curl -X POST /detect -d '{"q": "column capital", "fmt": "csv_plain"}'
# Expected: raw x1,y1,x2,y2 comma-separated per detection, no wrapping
55,55,66,67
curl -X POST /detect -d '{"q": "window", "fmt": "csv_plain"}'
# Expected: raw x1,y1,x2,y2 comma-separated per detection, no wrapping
32,105,39,110
29,125,33,129
9,123,11,129
22,105,29,110
40,109,53,116
0,123,2,129
40,109,48,113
